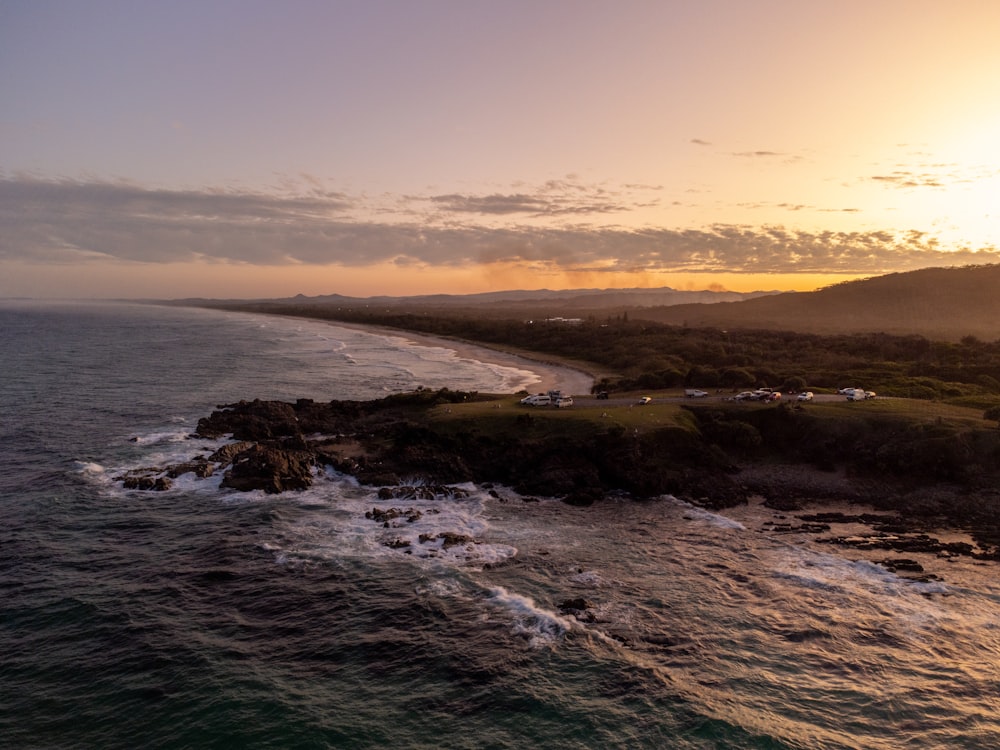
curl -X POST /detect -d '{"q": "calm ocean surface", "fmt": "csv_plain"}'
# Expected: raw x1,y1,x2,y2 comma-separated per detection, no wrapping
3,300,1000,749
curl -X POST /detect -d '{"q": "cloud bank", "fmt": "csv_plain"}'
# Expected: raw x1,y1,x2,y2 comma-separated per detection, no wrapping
1,176,996,276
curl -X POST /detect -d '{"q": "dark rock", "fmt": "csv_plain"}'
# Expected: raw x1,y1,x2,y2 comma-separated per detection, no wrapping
121,475,172,491
375,485,470,501
418,532,472,548
877,558,924,573
365,507,425,524
562,489,601,507
196,399,303,441
558,597,596,622
166,461,214,479
220,444,315,493
782,628,829,642
558,597,592,612
208,441,256,466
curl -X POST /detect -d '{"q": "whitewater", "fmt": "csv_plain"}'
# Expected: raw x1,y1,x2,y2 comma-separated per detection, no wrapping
2,300,999,749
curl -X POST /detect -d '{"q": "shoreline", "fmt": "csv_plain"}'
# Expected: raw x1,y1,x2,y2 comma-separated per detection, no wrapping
314,318,598,396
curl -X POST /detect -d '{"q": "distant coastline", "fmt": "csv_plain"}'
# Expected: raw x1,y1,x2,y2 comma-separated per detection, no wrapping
224,309,599,397
338,321,597,396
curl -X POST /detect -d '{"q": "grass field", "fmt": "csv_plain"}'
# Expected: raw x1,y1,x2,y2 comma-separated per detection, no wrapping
428,391,997,442
428,395,700,438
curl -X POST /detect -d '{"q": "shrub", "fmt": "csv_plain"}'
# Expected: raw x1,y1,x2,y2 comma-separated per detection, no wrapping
782,375,807,392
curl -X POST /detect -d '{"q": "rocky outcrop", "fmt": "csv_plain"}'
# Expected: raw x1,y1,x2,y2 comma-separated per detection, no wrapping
220,443,316,493
118,391,750,501
110,391,1000,565
196,399,304,441
120,473,173,491
558,597,596,622
376,485,471,501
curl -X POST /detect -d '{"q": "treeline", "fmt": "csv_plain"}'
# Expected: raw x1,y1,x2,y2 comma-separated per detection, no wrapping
203,302,1000,405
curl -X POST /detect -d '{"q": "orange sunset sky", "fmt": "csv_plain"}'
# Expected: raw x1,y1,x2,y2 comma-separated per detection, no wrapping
2,1,999,299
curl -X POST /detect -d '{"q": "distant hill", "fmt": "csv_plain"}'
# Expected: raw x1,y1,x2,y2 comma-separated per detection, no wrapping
635,265,1000,341
267,286,775,308
166,286,777,314
167,265,1000,342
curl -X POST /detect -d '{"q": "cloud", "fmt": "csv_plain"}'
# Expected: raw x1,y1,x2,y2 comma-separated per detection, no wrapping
731,150,785,158
868,162,998,190
428,191,629,217
430,193,557,215
871,171,945,189
428,178,645,217
1,176,996,276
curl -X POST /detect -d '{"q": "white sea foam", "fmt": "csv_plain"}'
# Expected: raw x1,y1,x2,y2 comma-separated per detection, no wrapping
77,460,105,474
127,429,193,445
569,569,603,586
674,498,747,530
486,586,573,646
771,546,954,638
246,476,520,570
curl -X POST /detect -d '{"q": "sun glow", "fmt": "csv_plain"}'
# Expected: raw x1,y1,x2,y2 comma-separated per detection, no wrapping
898,117,1000,250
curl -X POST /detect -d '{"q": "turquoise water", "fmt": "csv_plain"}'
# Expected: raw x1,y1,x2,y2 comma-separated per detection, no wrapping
2,301,999,749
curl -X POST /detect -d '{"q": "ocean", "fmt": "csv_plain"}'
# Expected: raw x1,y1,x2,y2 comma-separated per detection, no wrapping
2,300,999,749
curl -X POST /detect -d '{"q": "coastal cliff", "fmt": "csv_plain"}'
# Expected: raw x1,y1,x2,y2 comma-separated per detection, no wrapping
117,389,1000,556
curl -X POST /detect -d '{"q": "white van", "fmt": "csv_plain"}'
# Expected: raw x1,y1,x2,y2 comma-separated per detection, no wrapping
520,394,551,406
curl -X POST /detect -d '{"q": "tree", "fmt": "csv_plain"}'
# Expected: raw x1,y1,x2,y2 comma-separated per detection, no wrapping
782,375,808,393
685,365,720,387
720,367,756,389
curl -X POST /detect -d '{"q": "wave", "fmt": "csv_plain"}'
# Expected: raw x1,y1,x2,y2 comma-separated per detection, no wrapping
674,498,748,530
485,586,573,647
126,429,192,445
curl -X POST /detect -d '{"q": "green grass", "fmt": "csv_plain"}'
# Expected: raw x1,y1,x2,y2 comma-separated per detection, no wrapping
797,397,990,427
428,396,699,437
424,389,998,452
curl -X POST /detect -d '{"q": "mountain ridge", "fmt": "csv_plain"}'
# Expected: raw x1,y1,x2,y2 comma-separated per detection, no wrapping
164,264,1000,342
633,264,1000,341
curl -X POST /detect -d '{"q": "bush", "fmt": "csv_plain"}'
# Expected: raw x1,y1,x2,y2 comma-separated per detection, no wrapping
699,417,762,454
720,367,756,389
782,375,807,392
978,374,1000,394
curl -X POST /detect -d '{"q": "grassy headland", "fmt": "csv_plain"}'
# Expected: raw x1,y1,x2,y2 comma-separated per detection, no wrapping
170,294,1000,550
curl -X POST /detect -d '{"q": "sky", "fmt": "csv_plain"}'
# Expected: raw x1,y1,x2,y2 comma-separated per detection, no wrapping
2,0,1000,300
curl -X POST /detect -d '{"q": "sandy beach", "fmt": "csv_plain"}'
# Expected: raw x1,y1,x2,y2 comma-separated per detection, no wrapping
323,319,597,396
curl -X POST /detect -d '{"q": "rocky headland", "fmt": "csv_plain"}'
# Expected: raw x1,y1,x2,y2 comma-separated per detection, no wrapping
117,389,1000,562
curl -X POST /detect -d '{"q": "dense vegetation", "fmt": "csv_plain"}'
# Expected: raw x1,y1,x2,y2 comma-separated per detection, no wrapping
638,263,1000,341
197,301,1000,408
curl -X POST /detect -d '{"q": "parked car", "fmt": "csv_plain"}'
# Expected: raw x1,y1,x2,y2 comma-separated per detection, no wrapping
796,391,814,402
555,396,574,408
637,396,652,405
735,391,756,401
685,389,709,398
520,394,551,406
596,391,609,400
837,387,861,395
846,389,874,401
